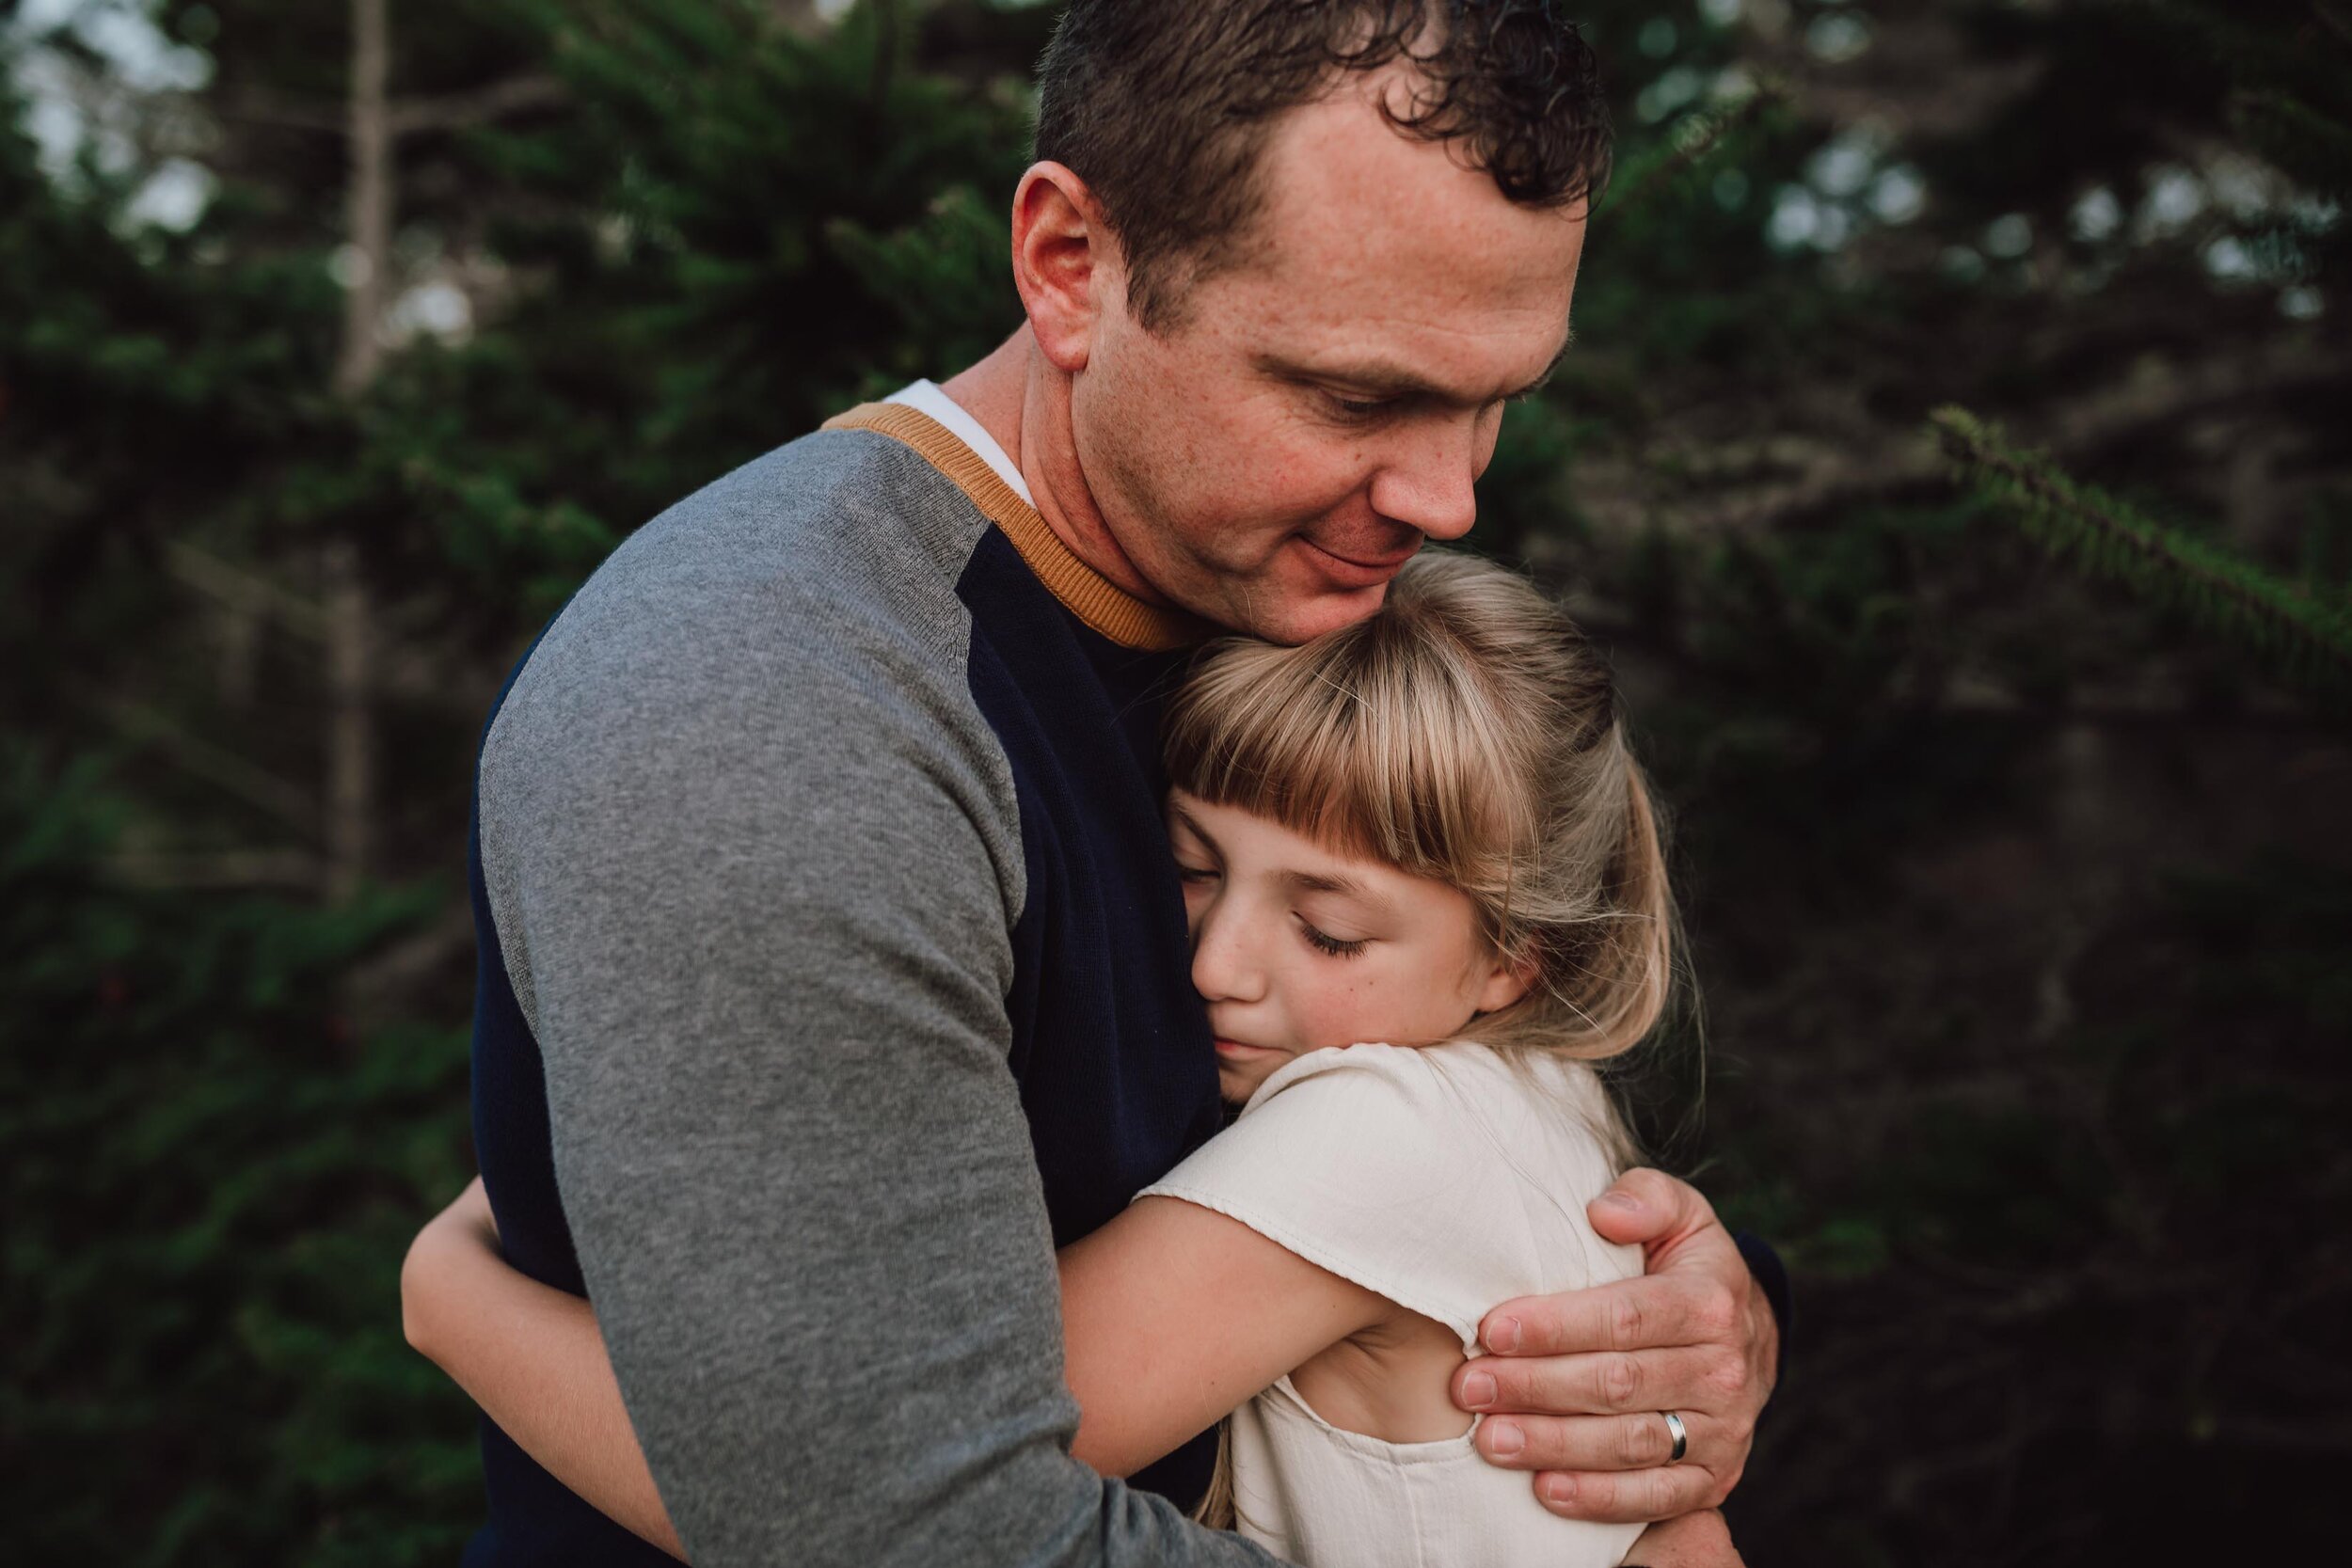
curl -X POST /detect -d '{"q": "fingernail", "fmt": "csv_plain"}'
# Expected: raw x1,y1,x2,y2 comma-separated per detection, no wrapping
1544,1475,1580,1508
1486,1418,1523,1457
1486,1315,1521,1353
1462,1370,1498,1409
1598,1191,1643,1212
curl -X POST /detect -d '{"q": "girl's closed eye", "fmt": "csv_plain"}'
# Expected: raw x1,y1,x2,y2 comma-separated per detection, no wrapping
1297,918,1368,958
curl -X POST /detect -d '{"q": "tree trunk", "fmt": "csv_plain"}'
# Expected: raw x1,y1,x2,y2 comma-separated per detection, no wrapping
336,0,389,400
326,0,389,904
772,0,824,37
321,538,374,904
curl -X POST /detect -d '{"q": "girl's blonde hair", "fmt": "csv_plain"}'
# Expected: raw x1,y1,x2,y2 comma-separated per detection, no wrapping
1164,551,1678,1532
1164,548,1675,1087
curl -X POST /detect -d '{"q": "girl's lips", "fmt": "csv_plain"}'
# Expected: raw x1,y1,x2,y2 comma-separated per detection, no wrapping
1213,1037,1285,1058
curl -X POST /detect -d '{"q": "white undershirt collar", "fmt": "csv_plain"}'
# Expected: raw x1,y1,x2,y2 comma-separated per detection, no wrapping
883,379,1035,507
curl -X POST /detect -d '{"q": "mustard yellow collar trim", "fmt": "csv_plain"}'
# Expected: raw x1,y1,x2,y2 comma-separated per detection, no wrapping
823,402,1208,652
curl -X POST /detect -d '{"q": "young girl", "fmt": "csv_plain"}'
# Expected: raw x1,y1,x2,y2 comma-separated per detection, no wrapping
404,550,1676,1568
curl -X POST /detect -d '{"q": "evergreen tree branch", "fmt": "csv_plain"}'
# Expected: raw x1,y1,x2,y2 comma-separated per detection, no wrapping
384,74,567,136
342,902,477,1018
1930,406,2352,699
100,848,323,891
165,544,328,641
2230,87,2352,199
95,695,319,832
1605,81,1785,215
218,74,565,140
215,93,349,135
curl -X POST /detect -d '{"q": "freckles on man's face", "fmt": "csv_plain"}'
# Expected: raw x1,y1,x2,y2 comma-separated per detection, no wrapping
1072,71,1588,645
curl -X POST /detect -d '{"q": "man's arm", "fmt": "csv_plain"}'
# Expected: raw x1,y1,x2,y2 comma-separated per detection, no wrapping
481,612,1275,1568
1449,1169,1778,1528
1625,1511,1748,1568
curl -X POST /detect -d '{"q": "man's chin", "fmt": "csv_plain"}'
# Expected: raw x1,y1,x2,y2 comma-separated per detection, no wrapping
1216,577,1394,646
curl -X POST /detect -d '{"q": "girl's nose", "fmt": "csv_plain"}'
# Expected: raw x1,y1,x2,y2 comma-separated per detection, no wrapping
1189,899,1266,1004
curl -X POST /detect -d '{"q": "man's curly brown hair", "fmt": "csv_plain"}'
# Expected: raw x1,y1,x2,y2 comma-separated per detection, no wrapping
1033,1,1613,330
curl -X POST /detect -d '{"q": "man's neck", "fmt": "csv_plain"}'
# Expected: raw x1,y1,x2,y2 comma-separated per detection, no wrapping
939,326,1171,608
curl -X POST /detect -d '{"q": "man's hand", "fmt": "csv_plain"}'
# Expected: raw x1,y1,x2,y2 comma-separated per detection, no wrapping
1449,1167,1777,1523
1624,1510,1744,1568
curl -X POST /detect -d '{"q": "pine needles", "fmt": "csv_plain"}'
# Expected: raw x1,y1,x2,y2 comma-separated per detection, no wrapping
1930,406,2352,705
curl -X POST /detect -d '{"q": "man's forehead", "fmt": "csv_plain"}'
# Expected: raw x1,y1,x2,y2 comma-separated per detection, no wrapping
1248,71,1588,244
1213,76,1588,370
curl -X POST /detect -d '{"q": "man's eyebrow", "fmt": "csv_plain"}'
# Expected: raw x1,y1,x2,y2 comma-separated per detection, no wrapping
1257,331,1574,405
1515,333,1575,398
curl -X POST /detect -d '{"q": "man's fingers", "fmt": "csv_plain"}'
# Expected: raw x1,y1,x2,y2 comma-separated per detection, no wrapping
1476,1271,1740,1359
1534,1460,1724,1525
1472,1410,1697,1473
1585,1165,1711,1250
1455,1344,1734,1419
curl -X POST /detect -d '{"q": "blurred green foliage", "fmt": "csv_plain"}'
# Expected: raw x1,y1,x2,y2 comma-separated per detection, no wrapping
1,750,479,1564
3,2,2347,1563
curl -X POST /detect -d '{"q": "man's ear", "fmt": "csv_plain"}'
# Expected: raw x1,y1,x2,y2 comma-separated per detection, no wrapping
1010,160,1120,373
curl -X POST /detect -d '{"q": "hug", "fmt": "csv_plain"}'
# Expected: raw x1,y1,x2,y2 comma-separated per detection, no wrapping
405,4,1788,1564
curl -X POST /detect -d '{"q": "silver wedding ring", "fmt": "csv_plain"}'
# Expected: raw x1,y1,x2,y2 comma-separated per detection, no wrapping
1660,1410,1689,1465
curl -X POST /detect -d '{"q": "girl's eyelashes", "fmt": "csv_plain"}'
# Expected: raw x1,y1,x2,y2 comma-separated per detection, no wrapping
1175,863,1220,884
1297,918,1369,958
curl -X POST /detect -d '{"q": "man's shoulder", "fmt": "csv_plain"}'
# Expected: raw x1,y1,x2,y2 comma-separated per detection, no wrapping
602,421,996,652
479,423,1020,835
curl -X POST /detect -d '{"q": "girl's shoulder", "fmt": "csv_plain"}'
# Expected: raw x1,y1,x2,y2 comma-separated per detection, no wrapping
1239,1037,1534,1098
1244,1041,1615,1156
1142,1042,1637,1351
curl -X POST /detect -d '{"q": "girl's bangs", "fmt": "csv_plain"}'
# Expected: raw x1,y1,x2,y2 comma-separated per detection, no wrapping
1163,626,1519,879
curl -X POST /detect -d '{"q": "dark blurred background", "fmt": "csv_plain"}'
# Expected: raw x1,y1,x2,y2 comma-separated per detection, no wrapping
3,1,2346,1562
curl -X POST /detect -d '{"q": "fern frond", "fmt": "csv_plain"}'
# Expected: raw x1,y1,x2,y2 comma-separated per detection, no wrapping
1930,406,2352,701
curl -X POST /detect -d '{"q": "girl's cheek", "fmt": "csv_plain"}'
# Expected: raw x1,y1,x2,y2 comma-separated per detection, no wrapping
1290,972,1375,1051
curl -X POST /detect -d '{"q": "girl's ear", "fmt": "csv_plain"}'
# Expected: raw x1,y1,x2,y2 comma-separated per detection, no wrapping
1473,950,1537,1015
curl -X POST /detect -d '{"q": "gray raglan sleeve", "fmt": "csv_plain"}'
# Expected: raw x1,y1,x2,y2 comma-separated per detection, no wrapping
480,610,1276,1567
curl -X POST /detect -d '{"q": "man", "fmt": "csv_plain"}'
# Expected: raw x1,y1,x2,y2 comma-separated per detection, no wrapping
462,4,1783,1564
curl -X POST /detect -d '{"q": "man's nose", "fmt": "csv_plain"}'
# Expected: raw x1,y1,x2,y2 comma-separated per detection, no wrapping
1367,413,1483,542
1189,900,1266,1003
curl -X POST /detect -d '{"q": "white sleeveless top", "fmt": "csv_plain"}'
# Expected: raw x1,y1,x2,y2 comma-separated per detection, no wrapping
1137,1042,1645,1568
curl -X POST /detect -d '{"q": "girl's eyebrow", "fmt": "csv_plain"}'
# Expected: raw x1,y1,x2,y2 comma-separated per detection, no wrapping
1167,802,1218,854
1169,802,1390,909
1279,867,1385,910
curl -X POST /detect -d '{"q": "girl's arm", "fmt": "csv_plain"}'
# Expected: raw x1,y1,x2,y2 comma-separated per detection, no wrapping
401,1180,1386,1550
400,1179,686,1560
1057,1195,1393,1479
